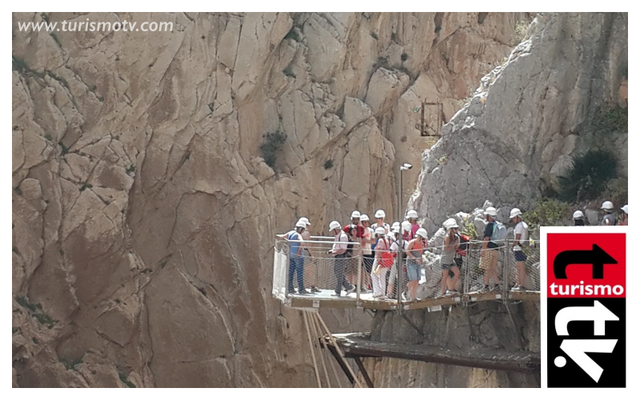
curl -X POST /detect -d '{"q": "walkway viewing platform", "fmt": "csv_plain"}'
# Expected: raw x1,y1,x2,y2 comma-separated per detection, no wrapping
272,235,541,311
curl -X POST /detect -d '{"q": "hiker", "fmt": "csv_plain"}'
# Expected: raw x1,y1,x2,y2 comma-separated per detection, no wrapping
371,227,392,299
619,205,628,226
480,207,501,292
298,217,320,293
510,208,529,291
360,214,375,293
387,223,410,299
286,220,308,295
440,218,461,297
600,201,617,225
328,221,354,297
371,209,391,234
406,210,420,239
573,210,586,226
405,228,428,301
344,224,361,292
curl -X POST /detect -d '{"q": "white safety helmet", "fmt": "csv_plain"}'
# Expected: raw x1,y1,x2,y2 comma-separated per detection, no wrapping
350,210,361,219
374,227,386,236
329,221,341,231
391,221,400,231
391,225,400,234
621,205,628,214
406,210,418,219
387,232,396,239
443,218,458,229
298,217,311,226
572,210,585,220
360,214,370,222
416,228,428,239
401,221,412,233
484,207,497,217
295,220,307,229
374,209,385,219
601,201,614,211
509,208,522,219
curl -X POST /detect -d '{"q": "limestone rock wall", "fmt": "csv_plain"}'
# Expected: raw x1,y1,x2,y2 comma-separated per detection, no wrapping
12,12,529,387
411,12,628,234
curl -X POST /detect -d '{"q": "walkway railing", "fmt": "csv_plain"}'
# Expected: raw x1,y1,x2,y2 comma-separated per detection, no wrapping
273,235,540,307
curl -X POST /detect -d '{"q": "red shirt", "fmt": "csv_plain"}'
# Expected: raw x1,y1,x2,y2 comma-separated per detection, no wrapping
410,223,420,239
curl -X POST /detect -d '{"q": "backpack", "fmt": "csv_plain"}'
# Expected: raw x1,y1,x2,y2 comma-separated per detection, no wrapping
378,239,394,268
456,234,470,256
491,221,507,242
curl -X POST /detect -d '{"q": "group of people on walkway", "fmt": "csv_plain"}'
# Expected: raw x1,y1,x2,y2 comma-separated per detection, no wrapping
282,199,628,301
572,201,628,226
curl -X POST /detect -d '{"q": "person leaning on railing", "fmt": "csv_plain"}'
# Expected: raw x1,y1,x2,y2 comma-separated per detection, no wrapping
328,221,355,297
284,220,308,295
480,207,500,292
298,217,321,293
345,224,361,292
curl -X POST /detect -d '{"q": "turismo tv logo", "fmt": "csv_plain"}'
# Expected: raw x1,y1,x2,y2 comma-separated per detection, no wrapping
546,231,625,387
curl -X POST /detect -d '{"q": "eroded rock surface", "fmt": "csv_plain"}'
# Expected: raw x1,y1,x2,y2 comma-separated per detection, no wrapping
411,13,628,234
13,12,531,387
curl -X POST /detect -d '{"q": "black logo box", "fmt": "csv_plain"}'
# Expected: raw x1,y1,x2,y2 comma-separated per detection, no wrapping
547,298,625,388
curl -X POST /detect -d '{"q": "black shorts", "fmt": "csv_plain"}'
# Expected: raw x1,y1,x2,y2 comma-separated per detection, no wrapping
363,254,374,273
514,251,527,262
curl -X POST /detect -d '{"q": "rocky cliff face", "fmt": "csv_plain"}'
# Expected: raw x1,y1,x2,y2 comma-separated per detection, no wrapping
12,12,531,387
411,12,628,233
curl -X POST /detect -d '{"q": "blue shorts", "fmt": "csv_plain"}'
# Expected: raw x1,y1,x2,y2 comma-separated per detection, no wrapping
406,261,420,281
514,251,527,262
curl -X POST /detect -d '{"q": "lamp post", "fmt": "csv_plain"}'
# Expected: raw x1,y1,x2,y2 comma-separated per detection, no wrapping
397,162,412,308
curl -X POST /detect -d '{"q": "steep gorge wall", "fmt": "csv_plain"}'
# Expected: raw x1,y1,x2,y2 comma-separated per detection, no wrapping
12,12,530,387
411,12,628,233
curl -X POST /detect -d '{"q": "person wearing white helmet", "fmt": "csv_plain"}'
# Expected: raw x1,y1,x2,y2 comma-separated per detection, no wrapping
619,205,628,226
480,207,500,292
360,214,375,292
286,220,309,295
371,226,392,298
406,210,420,239
572,210,585,226
344,210,365,238
440,218,461,297
600,201,617,226
296,217,320,294
371,209,390,234
328,221,355,297
510,208,528,291
405,228,428,301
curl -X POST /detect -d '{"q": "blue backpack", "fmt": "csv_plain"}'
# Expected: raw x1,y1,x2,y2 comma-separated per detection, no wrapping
491,221,507,242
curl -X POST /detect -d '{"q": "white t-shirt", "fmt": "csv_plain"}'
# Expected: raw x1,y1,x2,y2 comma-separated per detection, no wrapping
513,221,528,251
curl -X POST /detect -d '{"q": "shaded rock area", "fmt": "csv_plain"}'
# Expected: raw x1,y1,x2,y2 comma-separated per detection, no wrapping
411,12,628,234
12,12,532,387
364,299,540,388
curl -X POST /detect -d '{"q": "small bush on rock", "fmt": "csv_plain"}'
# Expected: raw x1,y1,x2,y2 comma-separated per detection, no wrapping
558,150,617,203
260,131,287,169
523,198,571,235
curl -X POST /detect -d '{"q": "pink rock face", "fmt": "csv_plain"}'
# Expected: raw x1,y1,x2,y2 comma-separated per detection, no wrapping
12,12,535,387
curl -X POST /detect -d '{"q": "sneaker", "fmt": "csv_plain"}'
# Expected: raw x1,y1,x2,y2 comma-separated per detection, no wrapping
480,285,490,293
511,285,521,291
331,292,341,297
450,289,460,295
490,285,499,292
345,287,356,295
298,289,310,295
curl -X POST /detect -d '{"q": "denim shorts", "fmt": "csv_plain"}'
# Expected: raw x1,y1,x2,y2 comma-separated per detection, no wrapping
406,260,420,281
514,250,527,262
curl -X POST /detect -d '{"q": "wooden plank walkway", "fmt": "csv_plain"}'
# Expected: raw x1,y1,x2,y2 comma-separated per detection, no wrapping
286,289,539,310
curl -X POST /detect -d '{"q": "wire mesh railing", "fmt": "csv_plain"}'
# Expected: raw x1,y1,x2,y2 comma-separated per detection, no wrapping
273,236,540,306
